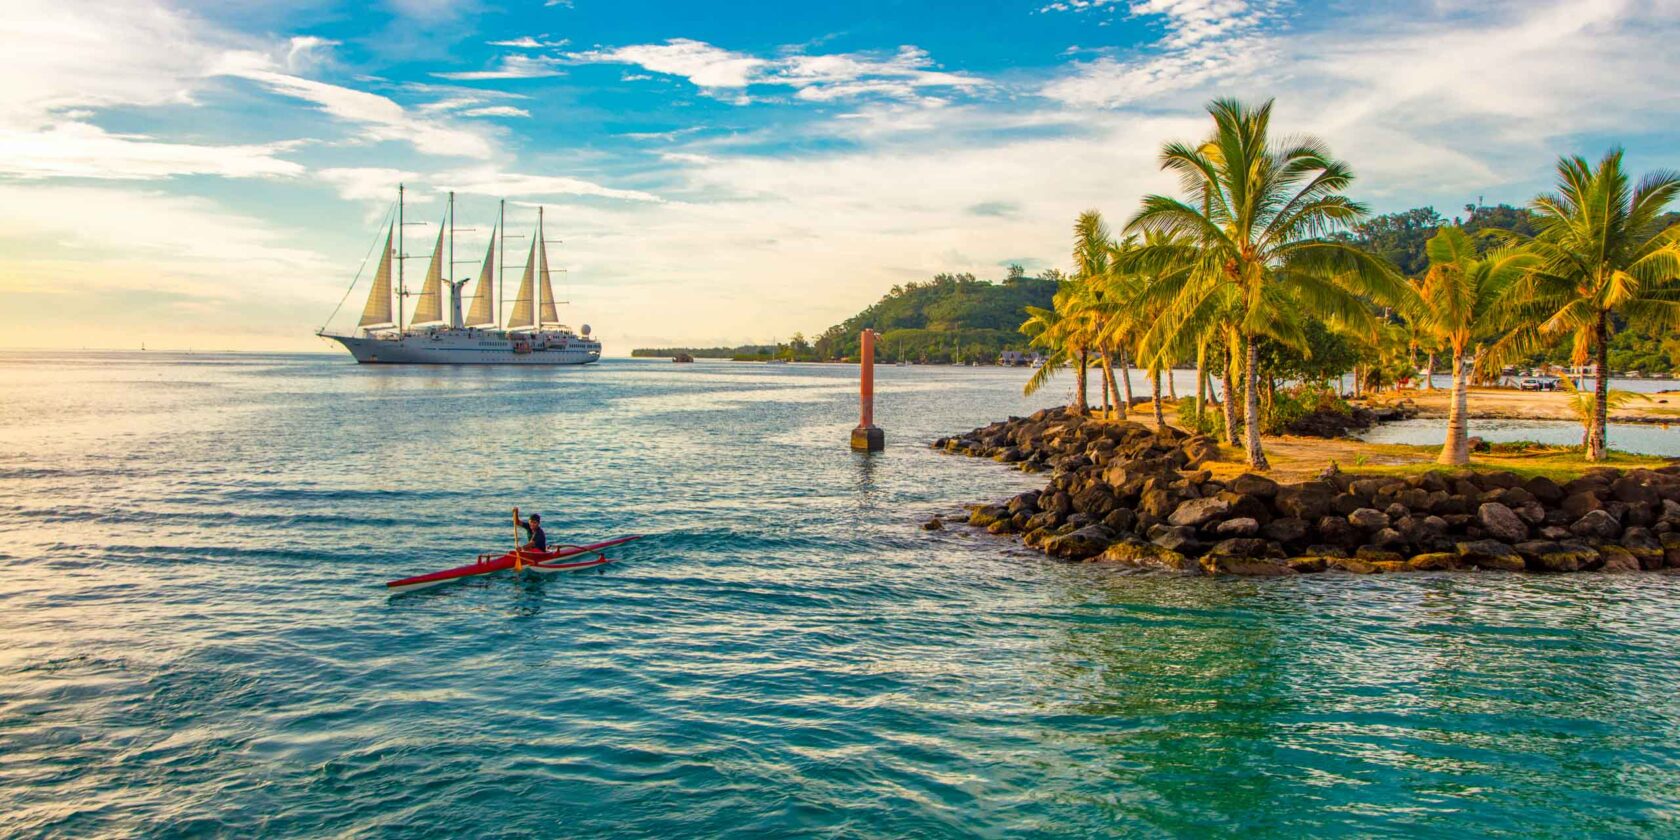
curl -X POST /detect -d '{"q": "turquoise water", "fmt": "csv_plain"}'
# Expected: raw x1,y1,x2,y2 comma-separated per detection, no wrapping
1358,417,1680,456
2,353,1679,838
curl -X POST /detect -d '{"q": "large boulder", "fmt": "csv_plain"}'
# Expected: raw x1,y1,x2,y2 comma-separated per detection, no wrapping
1095,538,1200,574
1514,540,1598,573
1561,491,1603,520
1275,483,1334,520
1457,539,1526,571
1347,508,1390,530
1408,552,1461,571
1477,502,1529,543
1215,517,1261,537
1200,555,1297,576
1263,517,1311,544
1042,524,1116,560
1597,545,1642,573
1570,509,1623,541
1167,496,1231,527
1230,473,1280,500
968,504,1010,528
1620,527,1665,570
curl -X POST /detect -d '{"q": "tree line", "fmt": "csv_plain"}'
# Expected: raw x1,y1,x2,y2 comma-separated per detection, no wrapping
1023,97,1680,468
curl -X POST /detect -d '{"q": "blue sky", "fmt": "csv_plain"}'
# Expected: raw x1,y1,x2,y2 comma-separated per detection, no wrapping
3,0,1679,351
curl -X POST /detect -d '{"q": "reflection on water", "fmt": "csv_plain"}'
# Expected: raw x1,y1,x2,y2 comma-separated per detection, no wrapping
0,352,1677,837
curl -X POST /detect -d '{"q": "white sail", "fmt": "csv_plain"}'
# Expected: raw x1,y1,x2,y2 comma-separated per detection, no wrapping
411,225,446,325
507,239,537,329
538,234,561,326
465,229,497,327
358,225,395,328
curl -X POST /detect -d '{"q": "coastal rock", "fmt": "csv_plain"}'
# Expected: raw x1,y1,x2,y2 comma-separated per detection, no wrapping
1408,552,1460,571
1101,508,1138,533
1043,524,1116,560
1347,508,1390,530
1477,502,1529,543
1287,556,1328,573
1095,539,1199,574
1230,473,1280,500
1514,540,1599,573
1199,555,1296,576
1561,491,1602,520
1275,484,1334,521
1457,539,1525,571
1262,517,1311,544
1354,546,1406,563
968,505,1010,528
1570,509,1622,541
1524,475,1566,504
922,517,944,531
1598,545,1641,573
1327,557,1380,574
1168,496,1230,527
1657,532,1680,568
1215,517,1260,537
1620,527,1665,570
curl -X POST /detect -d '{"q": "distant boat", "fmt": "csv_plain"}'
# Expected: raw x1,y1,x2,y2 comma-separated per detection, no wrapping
672,353,694,363
318,186,601,365
765,359,789,365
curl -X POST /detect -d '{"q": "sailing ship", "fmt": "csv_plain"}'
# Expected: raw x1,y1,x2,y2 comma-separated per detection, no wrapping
319,186,602,365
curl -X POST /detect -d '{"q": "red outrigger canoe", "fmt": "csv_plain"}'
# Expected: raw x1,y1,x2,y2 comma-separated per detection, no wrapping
385,535,645,593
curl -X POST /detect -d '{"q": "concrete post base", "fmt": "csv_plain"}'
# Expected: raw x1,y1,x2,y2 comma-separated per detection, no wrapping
850,425,884,452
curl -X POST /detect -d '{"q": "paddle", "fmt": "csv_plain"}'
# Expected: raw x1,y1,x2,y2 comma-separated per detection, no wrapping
512,506,524,573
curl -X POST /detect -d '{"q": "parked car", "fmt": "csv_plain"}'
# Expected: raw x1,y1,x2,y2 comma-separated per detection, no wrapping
1518,377,1559,391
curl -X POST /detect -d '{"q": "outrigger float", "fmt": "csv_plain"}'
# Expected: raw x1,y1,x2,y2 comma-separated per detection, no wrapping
386,519,644,593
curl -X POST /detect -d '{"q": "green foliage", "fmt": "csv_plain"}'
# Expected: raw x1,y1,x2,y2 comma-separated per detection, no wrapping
825,270,1060,360
1352,207,1445,276
1261,385,1352,435
1255,321,1360,386
632,345,773,358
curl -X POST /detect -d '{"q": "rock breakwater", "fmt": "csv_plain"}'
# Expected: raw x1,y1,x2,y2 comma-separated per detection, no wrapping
933,406,1680,576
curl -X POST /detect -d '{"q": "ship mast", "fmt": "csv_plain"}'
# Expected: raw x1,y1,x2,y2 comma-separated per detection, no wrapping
537,206,544,326
397,184,405,334
498,198,506,330
448,190,454,328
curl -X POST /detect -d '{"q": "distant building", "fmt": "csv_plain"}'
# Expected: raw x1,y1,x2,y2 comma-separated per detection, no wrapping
999,350,1043,367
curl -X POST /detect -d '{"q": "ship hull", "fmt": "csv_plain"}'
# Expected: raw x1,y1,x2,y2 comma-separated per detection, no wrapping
327,334,601,365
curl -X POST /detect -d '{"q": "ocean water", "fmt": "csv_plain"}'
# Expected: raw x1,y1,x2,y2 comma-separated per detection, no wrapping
2,352,1679,838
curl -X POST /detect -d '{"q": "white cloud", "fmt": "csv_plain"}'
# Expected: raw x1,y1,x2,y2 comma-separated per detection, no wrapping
488,36,569,48
317,166,662,204
216,55,497,158
0,122,305,180
566,39,984,103
461,105,531,118
433,54,565,81
1041,0,1277,107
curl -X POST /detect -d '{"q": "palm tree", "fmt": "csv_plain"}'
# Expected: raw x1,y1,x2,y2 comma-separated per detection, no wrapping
1408,226,1536,464
1555,375,1651,448
1484,150,1680,460
1124,98,1404,468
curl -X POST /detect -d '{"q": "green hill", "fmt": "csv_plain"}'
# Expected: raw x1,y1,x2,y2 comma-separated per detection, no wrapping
806,265,1059,362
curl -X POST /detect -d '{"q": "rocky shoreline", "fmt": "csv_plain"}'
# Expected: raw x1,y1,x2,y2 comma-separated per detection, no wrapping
931,407,1680,576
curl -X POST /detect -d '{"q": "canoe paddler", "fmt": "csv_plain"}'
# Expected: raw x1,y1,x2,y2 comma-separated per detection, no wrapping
518,512,548,552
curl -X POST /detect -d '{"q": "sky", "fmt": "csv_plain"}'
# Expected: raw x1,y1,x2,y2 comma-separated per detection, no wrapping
2,0,1679,353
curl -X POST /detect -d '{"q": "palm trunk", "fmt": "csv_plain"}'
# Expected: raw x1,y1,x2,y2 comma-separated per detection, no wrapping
1102,352,1121,420
1098,351,1113,417
1422,352,1435,391
1589,315,1609,461
1151,367,1165,428
1074,348,1089,414
1195,341,1208,416
1223,332,1241,446
1244,334,1268,469
1438,347,1469,465
1167,361,1178,400
1118,348,1134,411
